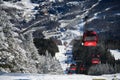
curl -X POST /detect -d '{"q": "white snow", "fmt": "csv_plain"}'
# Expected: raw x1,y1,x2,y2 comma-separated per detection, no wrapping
115,13,120,16
20,0,37,9
87,16,98,22
94,13,98,16
3,0,38,22
55,45,68,71
67,1,79,5
68,30,81,36
110,50,120,60
105,7,111,11
0,73,120,80
59,22,69,28
3,2,22,9
49,0,56,2
3,0,38,10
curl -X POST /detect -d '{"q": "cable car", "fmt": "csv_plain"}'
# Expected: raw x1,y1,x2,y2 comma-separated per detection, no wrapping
92,58,100,64
80,64,86,71
82,29,98,46
91,54,101,64
68,64,76,74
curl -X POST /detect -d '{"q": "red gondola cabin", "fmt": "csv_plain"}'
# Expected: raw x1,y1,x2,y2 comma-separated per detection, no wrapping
83,30,98,46
68,64,76,74
80,64,86,71
91,54,101,64
92,58,100,64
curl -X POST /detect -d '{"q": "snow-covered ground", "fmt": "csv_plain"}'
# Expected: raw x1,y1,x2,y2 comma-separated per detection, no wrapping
0,72,120,80
110,50,120,60
55,46,67,72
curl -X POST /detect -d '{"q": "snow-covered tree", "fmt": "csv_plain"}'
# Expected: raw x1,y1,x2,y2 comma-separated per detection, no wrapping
0,5,63,74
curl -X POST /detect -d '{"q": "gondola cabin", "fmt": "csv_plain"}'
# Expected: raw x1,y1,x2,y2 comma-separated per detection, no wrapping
80,64,86,71
92,58,100,64
83,30,98,46
68,64,76,74
91,54,101,64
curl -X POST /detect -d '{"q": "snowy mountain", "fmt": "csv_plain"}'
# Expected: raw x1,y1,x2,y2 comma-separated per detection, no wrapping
0,0,120,79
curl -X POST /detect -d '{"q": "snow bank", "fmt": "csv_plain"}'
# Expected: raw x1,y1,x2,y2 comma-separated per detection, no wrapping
110,50,120,60
0,73,120,80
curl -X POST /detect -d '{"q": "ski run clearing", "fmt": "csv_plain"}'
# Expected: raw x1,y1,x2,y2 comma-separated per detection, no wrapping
110,50,120,60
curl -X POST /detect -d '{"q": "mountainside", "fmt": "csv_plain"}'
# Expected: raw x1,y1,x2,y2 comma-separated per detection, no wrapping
84,0,120,43
0,1,63,74
0,0,120,75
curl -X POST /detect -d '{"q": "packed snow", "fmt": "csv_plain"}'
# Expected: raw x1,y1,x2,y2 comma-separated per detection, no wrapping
0,70,120,80
110,50,120,60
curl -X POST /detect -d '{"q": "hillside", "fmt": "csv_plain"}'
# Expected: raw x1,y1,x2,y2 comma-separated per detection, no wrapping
0,0,120,77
